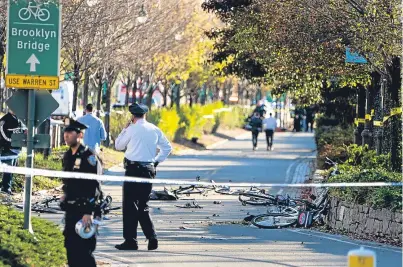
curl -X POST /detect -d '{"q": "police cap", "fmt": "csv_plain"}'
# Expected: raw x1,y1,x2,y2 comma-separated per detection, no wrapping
129,103,149,115
64,119,88,133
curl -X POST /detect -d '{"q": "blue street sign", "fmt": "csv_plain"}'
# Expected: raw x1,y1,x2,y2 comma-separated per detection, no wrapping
345,47,367,64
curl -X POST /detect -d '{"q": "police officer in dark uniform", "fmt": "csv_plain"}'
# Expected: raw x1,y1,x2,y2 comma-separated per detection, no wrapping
115,103,172,251
0,110,24,194
60,119,103,267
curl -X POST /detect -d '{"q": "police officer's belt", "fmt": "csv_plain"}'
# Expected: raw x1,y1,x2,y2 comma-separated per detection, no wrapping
124,159,153,167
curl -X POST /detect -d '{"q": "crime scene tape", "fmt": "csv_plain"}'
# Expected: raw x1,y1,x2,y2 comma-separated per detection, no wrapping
0,164,401,188
354,107,402,127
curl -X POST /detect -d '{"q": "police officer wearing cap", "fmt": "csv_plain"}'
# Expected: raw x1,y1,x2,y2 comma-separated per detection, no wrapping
60,119,103,267
115,103,172,251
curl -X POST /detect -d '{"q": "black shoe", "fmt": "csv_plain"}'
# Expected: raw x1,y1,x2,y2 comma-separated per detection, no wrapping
115,240,138,250
148,238,158,251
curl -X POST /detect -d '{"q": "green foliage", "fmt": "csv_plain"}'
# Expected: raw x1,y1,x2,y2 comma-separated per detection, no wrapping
157,108,181,141
179,105,207,139
0,204,66,266
344,144,391,170
109,110,132,142
12,153,62,193
216,106,249,129
328,169,402,210
315,120,401,210
315,125,354,168
109,103,248,142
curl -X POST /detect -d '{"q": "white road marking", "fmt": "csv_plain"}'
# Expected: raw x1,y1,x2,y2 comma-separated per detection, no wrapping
288,229,402,254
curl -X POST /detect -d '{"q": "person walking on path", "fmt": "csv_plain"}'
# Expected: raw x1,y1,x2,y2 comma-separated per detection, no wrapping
115,103,172,251
293,114,302,132
77,104,107,154
250,112,262,150
60,120,103,267
0,110,24,194
263,113,277,151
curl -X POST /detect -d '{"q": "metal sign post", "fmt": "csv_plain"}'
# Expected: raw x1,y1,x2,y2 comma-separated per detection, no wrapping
24,90,35,232
5,0,62,232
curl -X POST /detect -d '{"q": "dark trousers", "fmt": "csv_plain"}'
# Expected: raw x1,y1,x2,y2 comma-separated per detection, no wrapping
265,129,274,147
1,150,19,192
123,164,156,241
252,130,259,148
64,211,96,267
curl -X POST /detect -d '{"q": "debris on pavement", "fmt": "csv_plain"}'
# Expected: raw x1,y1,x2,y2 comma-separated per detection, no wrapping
150,189,178,200
175,201,203,209
200,236,228,241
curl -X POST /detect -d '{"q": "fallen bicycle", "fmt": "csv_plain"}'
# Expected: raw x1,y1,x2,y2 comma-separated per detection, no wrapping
246,189,330,229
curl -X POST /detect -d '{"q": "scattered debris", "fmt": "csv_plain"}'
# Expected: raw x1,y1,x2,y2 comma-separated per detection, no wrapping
175,201,203,209
200,236,228,240
150,189,177,200
243,215,255,222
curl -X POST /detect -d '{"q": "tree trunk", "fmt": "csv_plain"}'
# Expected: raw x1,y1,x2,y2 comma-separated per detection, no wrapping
82,70,90,114
175,82,182,108
72,63,80,114
125,74,131,107
162,79,168,107
96,73,102,118
105,81,111,147
386,57,401,172
189,88,194,107
146,84,154,109
354,85,366,145
362,72,379,148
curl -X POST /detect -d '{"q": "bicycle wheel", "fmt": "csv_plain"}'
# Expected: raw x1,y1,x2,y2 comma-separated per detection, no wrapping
175,187,205,195
252,213,297,229
18,8,31,20
266,206,299,216
38,9,50,21
239,193,276,206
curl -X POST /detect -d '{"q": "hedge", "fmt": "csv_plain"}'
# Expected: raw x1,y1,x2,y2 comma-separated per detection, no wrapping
314,114,401,210
12,150,63,193
0,204,66,266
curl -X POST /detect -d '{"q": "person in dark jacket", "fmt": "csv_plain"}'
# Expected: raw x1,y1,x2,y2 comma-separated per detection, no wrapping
293,114,301,132
250,112,262,150
0,110,24,194
60,119,103,267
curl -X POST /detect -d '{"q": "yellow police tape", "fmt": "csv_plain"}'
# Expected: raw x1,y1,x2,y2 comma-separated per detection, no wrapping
373,121,383,127
354,107,402,127
0,164,401,188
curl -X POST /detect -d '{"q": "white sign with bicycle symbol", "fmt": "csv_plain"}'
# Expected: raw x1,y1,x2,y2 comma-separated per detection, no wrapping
18,2,50,22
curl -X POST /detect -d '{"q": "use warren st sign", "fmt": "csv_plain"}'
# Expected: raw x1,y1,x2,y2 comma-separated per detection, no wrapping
6,0,61,90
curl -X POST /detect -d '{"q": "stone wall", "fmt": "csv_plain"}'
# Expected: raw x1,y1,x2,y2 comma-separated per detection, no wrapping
325,197,402,243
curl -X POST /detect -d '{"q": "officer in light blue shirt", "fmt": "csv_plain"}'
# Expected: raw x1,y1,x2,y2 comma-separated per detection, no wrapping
77,104,107,154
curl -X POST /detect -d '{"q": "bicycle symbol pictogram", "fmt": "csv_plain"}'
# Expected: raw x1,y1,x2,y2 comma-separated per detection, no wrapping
18,2,50,22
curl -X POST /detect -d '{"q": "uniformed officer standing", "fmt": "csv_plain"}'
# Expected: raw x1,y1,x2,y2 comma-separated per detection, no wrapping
0,110,24,194
115,103,172,251
60,119,103,267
